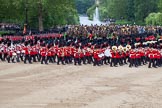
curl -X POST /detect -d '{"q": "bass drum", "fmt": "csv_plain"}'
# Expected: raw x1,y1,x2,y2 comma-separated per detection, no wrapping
21,50,25,53
12,52,17,56
17,51,20,54
98,53,104,58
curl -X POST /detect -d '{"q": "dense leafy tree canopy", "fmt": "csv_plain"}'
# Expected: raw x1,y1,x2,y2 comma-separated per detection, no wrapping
1,0,162,31
86,0,159,24
75,0,95,14
145,12,162,25
0,0,79,31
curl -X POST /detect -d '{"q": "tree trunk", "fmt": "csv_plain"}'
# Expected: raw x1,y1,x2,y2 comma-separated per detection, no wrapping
38,0,43,32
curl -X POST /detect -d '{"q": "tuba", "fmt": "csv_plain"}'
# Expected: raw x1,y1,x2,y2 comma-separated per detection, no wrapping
118,45,123,52
126,45,131,50
112,46,117,51
123,47,128,52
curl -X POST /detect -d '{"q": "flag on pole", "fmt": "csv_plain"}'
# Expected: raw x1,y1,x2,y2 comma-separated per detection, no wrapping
23,24,27,34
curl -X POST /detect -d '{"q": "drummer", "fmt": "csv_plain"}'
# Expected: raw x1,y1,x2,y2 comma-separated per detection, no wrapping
16,44,21,62
7,46,17,63
104,46,112,65
98,46,105,65
93,45,100,66
12,50,17,63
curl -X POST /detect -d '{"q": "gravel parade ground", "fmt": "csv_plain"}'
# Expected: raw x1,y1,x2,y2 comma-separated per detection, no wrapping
0,63,162,108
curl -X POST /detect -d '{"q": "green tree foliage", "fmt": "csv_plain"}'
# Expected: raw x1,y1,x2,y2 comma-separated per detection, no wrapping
134,0,158,21
87,5,96,20
107,0,128,19
87,0,158,23
145,12,162,25
86,0,128,21
0,0,24,24
159,0,162,12
0,0,79,31
86,0,109,21
75,0,95,14
126,0,135,21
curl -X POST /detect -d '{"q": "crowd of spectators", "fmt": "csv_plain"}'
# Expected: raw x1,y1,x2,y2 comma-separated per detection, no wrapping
0,23,21,31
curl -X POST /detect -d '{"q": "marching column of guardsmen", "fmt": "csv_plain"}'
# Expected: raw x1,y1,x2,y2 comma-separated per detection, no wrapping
0,37,162,68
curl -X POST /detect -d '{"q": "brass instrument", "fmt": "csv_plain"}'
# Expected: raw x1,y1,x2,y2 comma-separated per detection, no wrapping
134,42,140,47
87,47,93,53
112,46,117,51
78,47,82,57
82,49,86,55
123,47,128,52
118,45,123,52
126,45,131,50
78,47,81,53
143,42,147,45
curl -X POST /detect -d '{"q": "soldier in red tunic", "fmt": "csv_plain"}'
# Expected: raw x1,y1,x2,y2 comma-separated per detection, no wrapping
40,46,46,64
23,42,32,64
74,46,81,65
7,47,13,63
15,45,21,62
148,49,157,68
139,48,146,65
64,46,70,64
45,46,53,64
0,47,2,61
80,46,86,65
50,46,56,63
155,50,161,67
93,46,100,66
110,46,118,67
0,43,5,61
69,45,74,64
57,46,65,65
122,47,129,64
135,50,141,67
160,49,162,67
3,45,8,61
85,46,93,64
30,46,36,63
118,45,124,66
129,49,136,67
